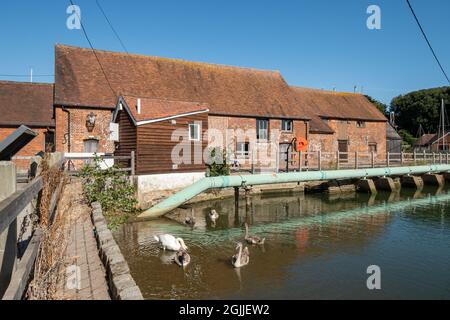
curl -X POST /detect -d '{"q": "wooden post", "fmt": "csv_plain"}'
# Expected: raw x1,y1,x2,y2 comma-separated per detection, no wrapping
371,151,375,168
131,150,136,177
355,151,358,169
318,150,322,171
439,153,443,164
336,151,340,170
251,150,255,174
387,152,390,167
447,153,449,164
400,152,404,166
298,151,303,172
413,151,417,165
433,152,436,164
234,187,239,215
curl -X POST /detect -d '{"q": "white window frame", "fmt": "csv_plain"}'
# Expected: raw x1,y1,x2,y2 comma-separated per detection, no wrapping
281,119,293,132
236,141,250,159
189,123,201,141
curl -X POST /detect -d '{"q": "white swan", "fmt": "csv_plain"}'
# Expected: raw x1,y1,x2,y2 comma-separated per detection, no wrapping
231,242,250,268
209,209,219,221
154,234,188,251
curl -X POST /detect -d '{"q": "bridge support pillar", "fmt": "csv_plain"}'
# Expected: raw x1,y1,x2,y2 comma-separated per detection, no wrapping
374,177,400,192
401,175,424,189
357,179,377,194
422,174,445,187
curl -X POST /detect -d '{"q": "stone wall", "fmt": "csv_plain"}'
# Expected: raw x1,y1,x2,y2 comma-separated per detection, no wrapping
90,202,143,300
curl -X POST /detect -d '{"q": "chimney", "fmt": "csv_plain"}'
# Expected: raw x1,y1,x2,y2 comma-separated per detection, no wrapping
137,98,141,114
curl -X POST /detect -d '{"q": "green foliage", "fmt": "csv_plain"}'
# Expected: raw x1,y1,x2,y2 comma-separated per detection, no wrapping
391,86,450,136
365,95,388,116
205,147,230,177
399,129,416,148
79,155,138,229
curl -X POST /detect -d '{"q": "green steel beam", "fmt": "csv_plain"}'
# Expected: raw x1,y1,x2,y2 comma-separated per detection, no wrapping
139,165,450,219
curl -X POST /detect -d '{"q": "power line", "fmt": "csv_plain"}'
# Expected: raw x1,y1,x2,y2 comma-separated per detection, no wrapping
0,74,54,77
68,0,117,99
94,0,156,97
405,0,450,85
95,0,129,54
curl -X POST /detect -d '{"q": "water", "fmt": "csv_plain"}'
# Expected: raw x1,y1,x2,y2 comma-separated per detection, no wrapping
114,187,450,300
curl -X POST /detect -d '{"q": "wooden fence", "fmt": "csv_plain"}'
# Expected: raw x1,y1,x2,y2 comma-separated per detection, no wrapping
233,150,450,174
0,154,64,300
64,151,135,176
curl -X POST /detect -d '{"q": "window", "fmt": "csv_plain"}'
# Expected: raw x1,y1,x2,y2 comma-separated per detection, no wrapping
281,119,293,132
83,139,99,153
256,119,269,141
369,143,377,153
236,142,250,158
44,131,55,153
189,123,201,141
356,121,366,128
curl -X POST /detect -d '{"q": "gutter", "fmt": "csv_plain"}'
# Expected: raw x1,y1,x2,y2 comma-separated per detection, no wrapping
61,106,71,152
139,164,450,219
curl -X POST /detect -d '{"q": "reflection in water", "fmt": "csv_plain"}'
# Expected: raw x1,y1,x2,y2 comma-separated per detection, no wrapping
114,186,450,300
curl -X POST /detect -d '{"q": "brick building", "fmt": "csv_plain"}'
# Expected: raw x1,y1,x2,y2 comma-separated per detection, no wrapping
53,44,387,192
291,87,388,158
0,81,54,172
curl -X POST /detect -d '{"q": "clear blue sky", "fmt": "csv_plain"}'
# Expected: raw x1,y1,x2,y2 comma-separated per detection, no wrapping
1,0,449,104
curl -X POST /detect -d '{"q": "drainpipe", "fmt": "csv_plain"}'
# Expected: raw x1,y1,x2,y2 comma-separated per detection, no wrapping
62,106,71,153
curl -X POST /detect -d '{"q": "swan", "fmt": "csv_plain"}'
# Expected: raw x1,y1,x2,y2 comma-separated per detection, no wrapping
174,250,191,268
154,234,188,251
244,223,265,245
209,209,219,221
185,208,196,226
185,216,196,226
231,242,249,268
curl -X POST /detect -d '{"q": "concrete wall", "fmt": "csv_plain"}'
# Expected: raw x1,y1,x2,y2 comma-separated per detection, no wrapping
0,162,17,297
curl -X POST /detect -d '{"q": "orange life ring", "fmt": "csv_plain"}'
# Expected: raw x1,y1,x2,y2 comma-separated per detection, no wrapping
294,137,308,152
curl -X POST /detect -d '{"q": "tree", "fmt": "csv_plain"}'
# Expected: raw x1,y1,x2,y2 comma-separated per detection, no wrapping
391,87,450,136
365,95,388,116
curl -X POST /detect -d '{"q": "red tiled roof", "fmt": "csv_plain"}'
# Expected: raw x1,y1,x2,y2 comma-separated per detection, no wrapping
54,45,310,121
121,95,209,123
291,87,387,122
414,133,436,146
0,81,54,127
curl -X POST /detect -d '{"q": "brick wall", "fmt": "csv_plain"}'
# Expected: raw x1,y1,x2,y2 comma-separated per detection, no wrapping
0,126,50,171
55,106,115,154
208,115,308,170
308,120,387,156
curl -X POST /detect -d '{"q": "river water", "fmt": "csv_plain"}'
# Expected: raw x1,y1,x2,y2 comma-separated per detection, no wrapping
114,186,450,299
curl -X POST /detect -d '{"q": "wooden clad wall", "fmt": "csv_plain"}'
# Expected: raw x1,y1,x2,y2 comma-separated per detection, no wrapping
136,113,208,175
115,110,137,169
